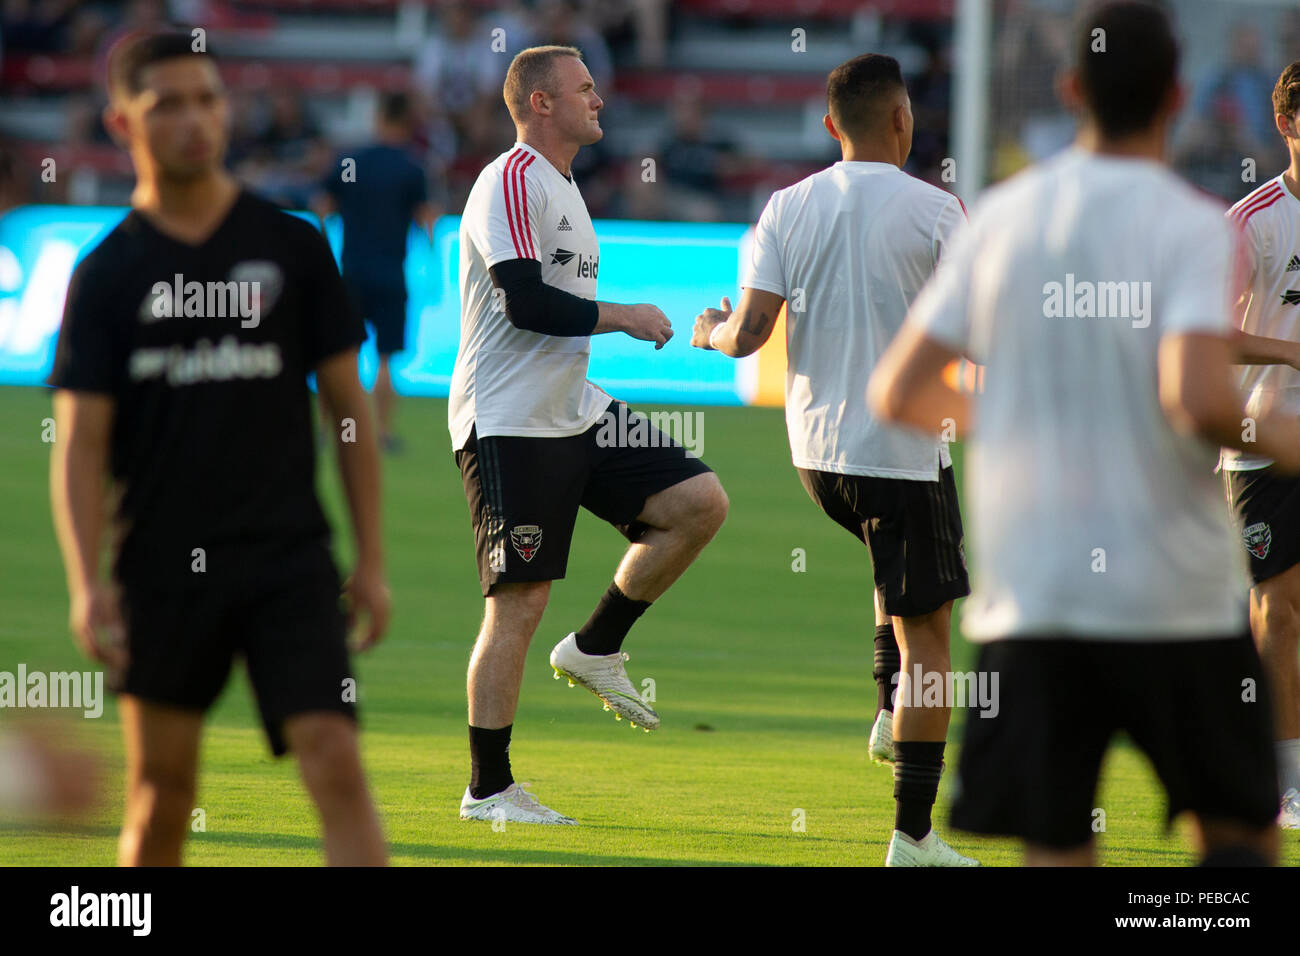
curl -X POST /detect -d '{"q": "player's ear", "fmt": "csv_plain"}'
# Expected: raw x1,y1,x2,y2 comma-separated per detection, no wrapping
1056,69,1081,112
898,97,913,132
823,113,840,141
1275,110,1297,142
1164,81,1186,121
102,103,130,149
529,89,550,118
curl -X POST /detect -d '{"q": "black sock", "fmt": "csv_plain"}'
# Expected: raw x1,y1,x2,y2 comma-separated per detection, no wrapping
894,740,946,841
874,622,900,718
575,582,650,656
469,724,513,799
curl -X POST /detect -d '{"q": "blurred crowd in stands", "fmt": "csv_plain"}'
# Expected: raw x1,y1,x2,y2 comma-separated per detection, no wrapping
0,0,957,222
9,0,1294,222
992,0,1300,204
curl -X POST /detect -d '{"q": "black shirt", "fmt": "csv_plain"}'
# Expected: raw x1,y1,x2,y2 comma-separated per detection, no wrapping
48,189,366,587
322,143,428,286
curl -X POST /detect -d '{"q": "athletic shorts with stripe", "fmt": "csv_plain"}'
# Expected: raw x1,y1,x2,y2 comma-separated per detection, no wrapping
455,400,714,596
1224,465,1300,586
796,465,970,618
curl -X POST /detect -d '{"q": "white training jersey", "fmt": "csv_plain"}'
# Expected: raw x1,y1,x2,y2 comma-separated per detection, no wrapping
743,161,964,479
1220,174,1300,470
907,147,1249,641
450,141,610,449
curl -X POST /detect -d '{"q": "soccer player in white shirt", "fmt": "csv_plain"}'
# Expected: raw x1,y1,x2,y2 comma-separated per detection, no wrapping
691,54,977,866
869,1,1300,865
1222,61,1300,830
452,46,729,825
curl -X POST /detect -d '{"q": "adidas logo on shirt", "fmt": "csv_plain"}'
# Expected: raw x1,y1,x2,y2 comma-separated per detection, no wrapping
557,216,572,231
1287,254,1300,272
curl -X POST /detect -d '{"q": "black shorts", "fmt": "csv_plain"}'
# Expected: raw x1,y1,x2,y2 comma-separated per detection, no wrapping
1224,465,1300,585
950,632,1279,849
456,401,714,596
344,273,407,355
115,539,356,757
796,465,969,618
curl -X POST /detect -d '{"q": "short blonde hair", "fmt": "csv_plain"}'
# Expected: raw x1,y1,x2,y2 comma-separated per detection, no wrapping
504,45,584,124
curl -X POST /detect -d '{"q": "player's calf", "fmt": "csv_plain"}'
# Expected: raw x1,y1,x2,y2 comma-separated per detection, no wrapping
286,712,387,866
119,770,196,867
1253,573,1300,803
889,603,972,862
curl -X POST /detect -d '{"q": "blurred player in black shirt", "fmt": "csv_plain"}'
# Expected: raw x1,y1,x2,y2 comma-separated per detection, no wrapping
313,91,437,453
48,31,391,866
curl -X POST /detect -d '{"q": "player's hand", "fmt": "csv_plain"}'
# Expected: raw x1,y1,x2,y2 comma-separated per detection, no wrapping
68,581,126,672
623,304,673,350
343,561,391,652
692,296,732,349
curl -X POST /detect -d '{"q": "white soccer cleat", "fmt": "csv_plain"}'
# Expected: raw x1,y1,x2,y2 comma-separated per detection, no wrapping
1281,789,1300,830
550,632,660,731
869,709,894,764
459,783,577,825
885,829,981,867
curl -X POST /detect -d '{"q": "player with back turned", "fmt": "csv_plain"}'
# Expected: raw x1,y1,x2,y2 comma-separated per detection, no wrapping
451,45,729,824
871,1,1296,865
312,90,438,453
691,53,976,866
48,31,390,865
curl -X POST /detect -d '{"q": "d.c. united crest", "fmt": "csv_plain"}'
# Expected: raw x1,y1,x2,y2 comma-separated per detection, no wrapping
510,524,543,562
1243,521,1271,560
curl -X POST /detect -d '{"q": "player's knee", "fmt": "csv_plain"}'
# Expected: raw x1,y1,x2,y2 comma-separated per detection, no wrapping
290,717,365,794
1258,591,1300,645
488,581,552,628
129,767,195,826
897,607,952,654
687,476,729,538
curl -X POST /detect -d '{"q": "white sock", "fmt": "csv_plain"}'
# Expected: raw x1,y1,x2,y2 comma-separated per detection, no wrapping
1276,739,1300,797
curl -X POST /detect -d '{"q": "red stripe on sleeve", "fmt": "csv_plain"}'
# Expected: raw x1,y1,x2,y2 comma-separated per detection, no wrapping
1236,192,1283,225
1229,184,1282,223
502,149,526,258
508,153,529,259
517,154,537,259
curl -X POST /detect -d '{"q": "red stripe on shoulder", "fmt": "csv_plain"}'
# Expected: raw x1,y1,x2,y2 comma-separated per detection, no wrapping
502,149,527,258
517,154,537,259
1229,183,1283,222
1235,191,1283,225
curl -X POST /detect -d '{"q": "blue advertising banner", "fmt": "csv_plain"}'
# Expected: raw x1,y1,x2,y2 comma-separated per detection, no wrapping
0,205,756,405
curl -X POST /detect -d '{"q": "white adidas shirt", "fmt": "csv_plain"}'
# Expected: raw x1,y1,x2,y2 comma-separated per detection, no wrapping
907,147,1249,641
1221,173,1300,471
744,161,965,478
450,141,610,449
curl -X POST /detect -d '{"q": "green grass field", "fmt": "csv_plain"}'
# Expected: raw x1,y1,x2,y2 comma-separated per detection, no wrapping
1,384,1295,866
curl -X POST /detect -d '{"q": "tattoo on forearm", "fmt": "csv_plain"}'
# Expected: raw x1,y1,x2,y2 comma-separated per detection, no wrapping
739,310,774,339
